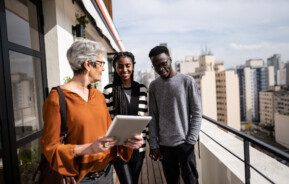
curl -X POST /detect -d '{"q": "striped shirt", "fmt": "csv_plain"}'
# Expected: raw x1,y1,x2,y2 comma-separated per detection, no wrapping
103,82,148,152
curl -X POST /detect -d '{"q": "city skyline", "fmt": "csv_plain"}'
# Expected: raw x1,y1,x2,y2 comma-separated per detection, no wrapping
112,0,289,71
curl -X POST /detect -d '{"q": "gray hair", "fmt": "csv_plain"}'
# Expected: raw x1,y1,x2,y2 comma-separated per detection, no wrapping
66,39,105,71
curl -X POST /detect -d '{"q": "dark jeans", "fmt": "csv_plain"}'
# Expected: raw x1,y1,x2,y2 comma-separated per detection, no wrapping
80,165,113,184
114,150,145,184
160,143,199,184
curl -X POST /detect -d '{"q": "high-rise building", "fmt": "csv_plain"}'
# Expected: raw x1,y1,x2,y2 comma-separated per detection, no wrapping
182,53,218,120
192,70,217,120
198,54,215,72
286,62,289,86
236,67,246,122
259,91,275,127
237,66,269,123
274,90,289,149
275,113,289,149
216,68,240,130
177,56,199,75
279,66,287,85
275,90,289,115
11,73,38,130
267,54,281,85
246,59,264,68
268,66,275,87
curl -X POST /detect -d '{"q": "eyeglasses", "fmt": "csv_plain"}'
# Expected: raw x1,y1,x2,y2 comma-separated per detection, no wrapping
96,61,105,67
90,61,105,68
152,58,170,70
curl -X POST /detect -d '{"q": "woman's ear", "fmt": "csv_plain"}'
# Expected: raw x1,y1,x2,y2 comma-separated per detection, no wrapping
83,60,91,72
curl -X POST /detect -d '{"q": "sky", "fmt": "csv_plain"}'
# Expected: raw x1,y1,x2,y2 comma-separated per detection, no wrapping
112,0,289,71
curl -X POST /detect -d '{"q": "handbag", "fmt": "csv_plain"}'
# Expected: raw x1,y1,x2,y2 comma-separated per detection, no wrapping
32,86,76,184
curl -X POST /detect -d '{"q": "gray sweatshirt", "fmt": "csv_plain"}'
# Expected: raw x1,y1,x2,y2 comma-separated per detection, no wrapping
148,73,202,149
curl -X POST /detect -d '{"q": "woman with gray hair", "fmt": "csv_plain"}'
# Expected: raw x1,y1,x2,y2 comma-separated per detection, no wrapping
41,39,144,183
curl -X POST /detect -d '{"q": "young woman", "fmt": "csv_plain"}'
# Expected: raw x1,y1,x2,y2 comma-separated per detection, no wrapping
103,52,148,184
41,40,144,183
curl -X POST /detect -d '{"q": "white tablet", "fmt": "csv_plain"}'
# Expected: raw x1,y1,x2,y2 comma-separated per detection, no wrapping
105,115,152,145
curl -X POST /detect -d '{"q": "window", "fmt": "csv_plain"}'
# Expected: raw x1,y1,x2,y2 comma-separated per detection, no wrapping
9,51,44,140
0,0,45,182
18,138,41,184
5,0,40,51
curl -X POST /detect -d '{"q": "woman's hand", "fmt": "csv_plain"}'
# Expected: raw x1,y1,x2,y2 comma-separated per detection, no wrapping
124,133,144,149
90,136,118,153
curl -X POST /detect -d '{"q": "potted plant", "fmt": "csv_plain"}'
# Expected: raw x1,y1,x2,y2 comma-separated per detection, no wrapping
73,12,89,38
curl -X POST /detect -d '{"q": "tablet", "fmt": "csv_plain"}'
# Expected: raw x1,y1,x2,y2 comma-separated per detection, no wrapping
105,115,152,145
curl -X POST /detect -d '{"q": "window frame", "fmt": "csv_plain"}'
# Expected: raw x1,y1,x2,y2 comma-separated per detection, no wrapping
0,0,47,183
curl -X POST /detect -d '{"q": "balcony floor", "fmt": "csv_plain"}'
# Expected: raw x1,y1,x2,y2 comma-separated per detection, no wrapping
114,145,187,184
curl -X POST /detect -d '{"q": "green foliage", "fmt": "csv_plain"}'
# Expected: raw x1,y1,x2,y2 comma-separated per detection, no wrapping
18,147,41,184
63,76,72,84
75,13,89,28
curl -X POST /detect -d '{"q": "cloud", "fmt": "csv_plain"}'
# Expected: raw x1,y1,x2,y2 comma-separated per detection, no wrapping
112,0,289,71
229,43,270,50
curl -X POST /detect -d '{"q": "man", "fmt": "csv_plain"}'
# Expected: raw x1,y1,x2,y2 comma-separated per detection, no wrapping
148,46,202,184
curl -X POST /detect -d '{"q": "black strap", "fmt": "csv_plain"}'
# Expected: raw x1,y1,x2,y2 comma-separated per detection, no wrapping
197,136,201,159
54,86,67,138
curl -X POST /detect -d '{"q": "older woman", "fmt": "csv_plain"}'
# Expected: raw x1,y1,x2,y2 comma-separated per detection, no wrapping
41,40,143,183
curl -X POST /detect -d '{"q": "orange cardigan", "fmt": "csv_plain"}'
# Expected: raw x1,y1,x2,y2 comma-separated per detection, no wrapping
41,88,132,181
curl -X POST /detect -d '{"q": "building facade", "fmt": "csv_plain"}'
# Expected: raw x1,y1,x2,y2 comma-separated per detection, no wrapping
259,91,275,126
0,0,123,183
216,69,241,130
237,66,269,123
267,54,281,85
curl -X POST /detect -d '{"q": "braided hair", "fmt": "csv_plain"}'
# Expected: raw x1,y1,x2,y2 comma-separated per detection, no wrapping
112,52,136,115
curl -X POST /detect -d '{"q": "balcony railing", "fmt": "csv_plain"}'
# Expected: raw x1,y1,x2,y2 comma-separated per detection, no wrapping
201,115,289,184
131,116,289,184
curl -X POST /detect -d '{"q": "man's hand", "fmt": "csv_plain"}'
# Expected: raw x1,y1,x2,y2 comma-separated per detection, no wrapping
149,148,162,161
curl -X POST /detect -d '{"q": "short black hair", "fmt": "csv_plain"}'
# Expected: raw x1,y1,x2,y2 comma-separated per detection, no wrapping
148,46,170,58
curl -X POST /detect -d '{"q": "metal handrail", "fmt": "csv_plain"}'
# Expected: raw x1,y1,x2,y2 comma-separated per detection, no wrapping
202,115,289,162
202,115,289,184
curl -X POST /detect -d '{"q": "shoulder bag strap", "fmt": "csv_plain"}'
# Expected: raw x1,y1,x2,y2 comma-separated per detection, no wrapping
55,86,68,139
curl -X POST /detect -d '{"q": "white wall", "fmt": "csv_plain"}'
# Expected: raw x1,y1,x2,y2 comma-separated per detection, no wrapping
226,70,241,130
275,113,289,149
42,0,115,90
201,71,217,120
268,66,275,87
244,67,253,122
198,119,289,184
180,61,199,75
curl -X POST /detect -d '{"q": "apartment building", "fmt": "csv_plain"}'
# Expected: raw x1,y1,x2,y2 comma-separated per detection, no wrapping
286,62,289,86
274,90,289,149
193,54,218,120
259,91,275,127
216,68,241,130
267,54,281,85
177,56,199,75
237,65,269,123
0,0,123,183
275,90,289,115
